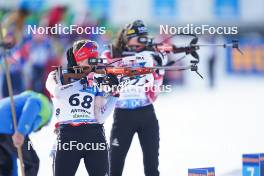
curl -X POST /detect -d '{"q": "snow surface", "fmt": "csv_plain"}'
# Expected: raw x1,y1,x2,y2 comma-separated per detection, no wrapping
24,76,264,176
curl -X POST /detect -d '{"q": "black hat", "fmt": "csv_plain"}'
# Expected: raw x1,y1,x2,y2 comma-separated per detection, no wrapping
125,20,148,40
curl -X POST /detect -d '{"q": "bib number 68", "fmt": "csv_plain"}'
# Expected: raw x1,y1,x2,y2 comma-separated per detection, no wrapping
69,93,93,109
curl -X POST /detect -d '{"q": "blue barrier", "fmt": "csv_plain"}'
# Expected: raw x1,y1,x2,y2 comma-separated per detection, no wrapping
243,153,264,176
188,167,215,176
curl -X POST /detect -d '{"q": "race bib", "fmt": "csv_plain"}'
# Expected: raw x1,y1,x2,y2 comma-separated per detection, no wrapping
52,81,98,124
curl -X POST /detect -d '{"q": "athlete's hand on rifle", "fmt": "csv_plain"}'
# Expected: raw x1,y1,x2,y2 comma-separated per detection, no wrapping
152,53,166,66
94,74,120,97
151,53,167,76
94,73,119,86
102,74,119,86
12,131,25,148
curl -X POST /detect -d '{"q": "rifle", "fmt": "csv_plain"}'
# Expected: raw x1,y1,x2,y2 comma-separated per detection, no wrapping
53,34,243,84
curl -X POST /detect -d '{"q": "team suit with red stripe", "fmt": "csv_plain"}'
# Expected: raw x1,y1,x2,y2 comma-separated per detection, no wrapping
102,49,166,176
46,40,118,176
46,69,117,176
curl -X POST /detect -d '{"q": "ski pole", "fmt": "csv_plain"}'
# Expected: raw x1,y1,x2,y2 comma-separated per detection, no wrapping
52,154,55,176
0,23,26,176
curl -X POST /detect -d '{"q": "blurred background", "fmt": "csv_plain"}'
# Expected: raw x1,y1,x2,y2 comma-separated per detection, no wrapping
0,0,263,176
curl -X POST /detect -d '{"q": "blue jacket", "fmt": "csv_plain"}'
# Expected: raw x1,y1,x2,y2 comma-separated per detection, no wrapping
0,91,52,136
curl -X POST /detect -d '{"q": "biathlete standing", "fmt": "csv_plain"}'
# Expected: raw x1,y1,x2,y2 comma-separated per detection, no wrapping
46,39,119,176
102,20,167,176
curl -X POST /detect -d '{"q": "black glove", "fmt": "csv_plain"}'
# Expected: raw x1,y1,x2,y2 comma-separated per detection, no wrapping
102,74,119,87
152,53,163,66
94,74,120,97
